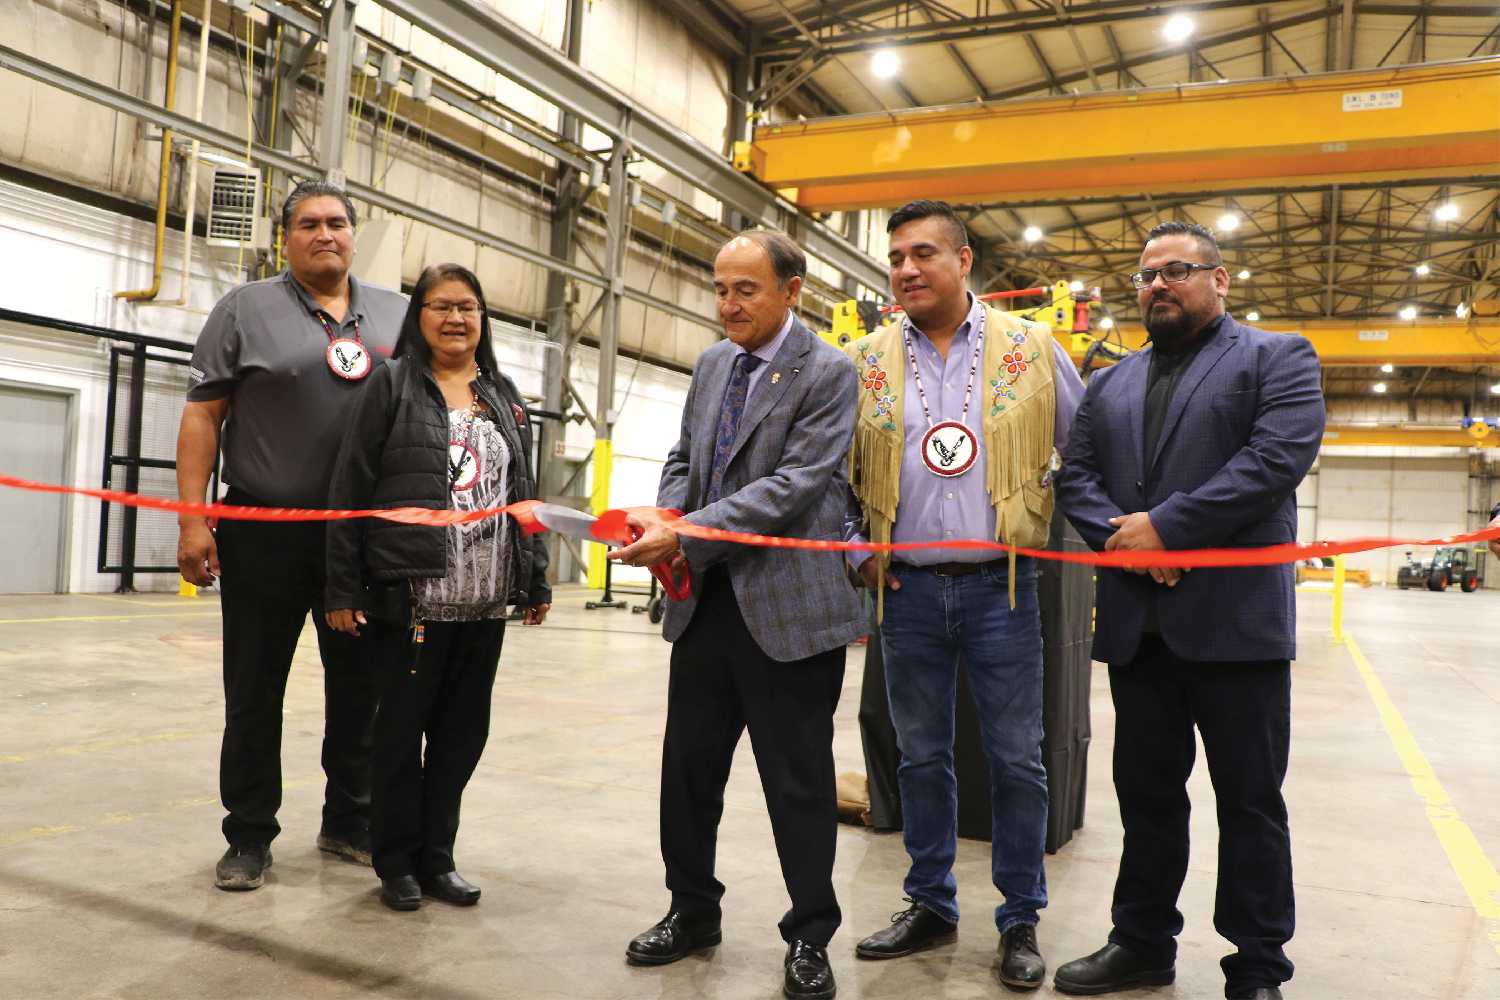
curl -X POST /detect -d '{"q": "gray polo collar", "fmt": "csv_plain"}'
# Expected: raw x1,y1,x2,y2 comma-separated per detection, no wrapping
280,268,368,323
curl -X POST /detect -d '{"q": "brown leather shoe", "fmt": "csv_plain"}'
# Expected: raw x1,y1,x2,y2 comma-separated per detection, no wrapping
855,899,957,959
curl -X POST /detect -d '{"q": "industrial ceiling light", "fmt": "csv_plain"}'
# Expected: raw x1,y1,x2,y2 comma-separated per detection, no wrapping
1023,225,1043,242
1490,383,1500,395
1415,263,1431,276
871,49,901,80
1380,363,1395,374
1237,269,1251,279
1217,213,1239,231
1163,14,1195,42
1069,279,1085,292
1457,303,1470,318
1099,316,1115,330
1245,310,1260,321
1399,305,1418,320
1372,382,1388,394
1435,202,1459,222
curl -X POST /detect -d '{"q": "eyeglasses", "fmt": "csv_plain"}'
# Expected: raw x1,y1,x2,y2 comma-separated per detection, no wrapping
1129,261,1220,290
422,300,482,318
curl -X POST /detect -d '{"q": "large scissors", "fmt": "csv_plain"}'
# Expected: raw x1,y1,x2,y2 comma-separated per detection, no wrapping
525,502,692,601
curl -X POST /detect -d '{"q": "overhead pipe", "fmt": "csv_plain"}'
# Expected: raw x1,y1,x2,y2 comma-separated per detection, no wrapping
172,0,213,306
117,0,184,303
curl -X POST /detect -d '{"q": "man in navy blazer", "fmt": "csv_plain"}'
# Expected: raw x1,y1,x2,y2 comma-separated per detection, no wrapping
1053,221,1324,1000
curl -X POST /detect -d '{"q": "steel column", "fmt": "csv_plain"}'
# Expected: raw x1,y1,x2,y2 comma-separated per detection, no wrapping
318,0,355,183
598,139,629,445
539,0,587,583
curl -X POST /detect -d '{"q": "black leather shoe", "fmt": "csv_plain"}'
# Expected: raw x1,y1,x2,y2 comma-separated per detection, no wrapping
380,875,422,911
1054,942,1174,995
783,940,836,999
1232,990,1284,1000
854,899,957,959
419,871,480,906
625,911,722,965
997,923,1046,990
214,844,271,891
317,827,373,867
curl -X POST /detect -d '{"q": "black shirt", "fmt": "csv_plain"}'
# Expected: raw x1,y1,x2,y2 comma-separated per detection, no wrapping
1140,313,1224,633
1143,313,1225,480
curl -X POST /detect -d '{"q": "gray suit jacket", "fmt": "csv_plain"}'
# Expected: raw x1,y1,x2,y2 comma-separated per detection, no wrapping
657,316,866,662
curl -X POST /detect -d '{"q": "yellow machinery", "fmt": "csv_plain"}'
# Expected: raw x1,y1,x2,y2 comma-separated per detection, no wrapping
817,280,1104,353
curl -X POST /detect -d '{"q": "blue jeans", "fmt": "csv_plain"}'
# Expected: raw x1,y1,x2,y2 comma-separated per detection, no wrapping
880,559,1049,932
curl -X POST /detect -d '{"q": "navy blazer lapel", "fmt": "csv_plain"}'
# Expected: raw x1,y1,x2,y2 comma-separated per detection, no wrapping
1119,355,1149,481
1149,320,1238,472
692,348,737,500
726,318,812,464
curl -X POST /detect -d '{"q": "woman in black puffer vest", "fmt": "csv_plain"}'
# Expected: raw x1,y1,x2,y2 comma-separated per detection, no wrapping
325,262,551,912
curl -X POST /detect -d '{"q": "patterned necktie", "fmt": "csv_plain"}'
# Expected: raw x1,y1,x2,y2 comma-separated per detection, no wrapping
706,352,764,504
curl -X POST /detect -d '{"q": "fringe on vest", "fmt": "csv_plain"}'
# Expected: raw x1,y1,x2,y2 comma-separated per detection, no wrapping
985,385,1055,528
850,419,901,621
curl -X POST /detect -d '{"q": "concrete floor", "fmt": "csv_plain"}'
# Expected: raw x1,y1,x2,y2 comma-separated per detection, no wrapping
0,583,1496,1000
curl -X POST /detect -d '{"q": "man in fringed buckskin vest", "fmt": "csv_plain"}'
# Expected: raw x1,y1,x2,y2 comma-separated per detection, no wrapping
844,200,1084,990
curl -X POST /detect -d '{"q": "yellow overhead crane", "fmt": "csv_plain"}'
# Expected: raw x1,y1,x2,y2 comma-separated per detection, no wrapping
1073,318,1500,367
1324,423,1500,448
735,59,1500,210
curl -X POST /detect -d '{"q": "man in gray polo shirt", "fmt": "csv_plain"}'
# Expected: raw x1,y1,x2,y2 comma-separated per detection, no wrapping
175,180,407,890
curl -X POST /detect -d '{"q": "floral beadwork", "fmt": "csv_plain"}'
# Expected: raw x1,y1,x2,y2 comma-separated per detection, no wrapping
989,333,1042,416
990,376,1017,417
859,348,899,430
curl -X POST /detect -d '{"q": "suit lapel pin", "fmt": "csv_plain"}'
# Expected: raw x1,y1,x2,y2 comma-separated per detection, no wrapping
771,371,782,384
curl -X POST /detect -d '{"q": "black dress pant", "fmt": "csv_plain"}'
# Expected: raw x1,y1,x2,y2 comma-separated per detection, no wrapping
660,568,846,946
215,507,376,848
1107,635,1295,998
365,617,505,879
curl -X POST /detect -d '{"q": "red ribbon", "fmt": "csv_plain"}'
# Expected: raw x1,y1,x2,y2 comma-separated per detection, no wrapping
3,473,1495,570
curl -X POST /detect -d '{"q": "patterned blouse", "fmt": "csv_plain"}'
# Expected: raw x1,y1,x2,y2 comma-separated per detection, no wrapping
414,407,511,622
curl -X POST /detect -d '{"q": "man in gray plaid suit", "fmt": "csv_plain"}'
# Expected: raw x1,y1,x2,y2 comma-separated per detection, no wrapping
611,229,864,1000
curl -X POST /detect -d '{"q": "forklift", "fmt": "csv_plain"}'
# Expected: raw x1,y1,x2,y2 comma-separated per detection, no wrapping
1394,545,1486,592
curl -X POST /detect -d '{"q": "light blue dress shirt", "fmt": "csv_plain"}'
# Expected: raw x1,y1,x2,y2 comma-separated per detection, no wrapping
733,309,795,398
848,293,1085,565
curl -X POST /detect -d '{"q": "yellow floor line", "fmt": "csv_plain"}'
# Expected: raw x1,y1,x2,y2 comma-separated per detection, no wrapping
75,593,211,609
0,778,318,850
1345,632,1500,959
0,610,220,625
0,730,216,765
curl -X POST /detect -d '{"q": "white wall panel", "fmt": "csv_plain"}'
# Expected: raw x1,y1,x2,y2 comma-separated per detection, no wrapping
1316,455,1470,584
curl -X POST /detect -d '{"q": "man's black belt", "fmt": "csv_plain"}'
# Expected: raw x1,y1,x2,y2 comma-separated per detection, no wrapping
892,559,1006,577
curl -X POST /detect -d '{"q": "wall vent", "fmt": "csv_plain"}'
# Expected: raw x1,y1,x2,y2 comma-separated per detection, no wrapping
206,166,268,250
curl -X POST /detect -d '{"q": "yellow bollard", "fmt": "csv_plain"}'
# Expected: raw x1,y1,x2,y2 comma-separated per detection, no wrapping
1331,555,1345,643
587,439,613,590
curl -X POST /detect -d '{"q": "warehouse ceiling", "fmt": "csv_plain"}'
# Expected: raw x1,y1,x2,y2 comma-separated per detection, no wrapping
675,0,1500,331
